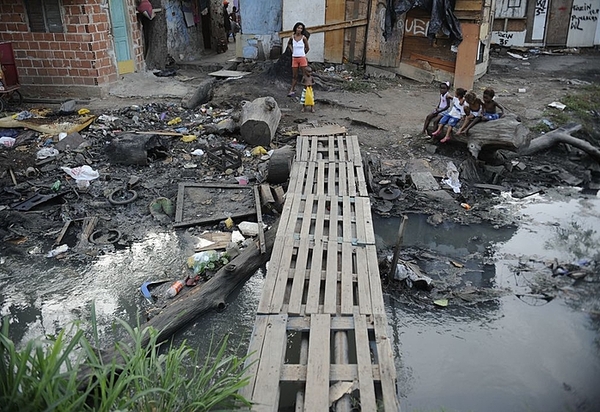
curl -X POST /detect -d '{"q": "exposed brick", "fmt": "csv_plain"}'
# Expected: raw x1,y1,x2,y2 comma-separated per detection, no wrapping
39,41,50,50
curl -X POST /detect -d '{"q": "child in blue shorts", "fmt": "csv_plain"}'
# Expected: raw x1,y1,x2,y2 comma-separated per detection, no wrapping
432,87,467,143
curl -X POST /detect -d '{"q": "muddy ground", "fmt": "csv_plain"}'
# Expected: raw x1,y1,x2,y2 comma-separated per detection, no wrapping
1,47,599,308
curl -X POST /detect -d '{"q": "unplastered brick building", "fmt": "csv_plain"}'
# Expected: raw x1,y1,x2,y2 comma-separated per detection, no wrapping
0,0,145,98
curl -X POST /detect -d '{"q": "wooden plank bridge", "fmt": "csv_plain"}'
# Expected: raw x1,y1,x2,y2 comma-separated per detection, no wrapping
241,126,400,411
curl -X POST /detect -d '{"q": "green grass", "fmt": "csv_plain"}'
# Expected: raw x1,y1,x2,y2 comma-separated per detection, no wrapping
543,84,600,135
0,307,251,412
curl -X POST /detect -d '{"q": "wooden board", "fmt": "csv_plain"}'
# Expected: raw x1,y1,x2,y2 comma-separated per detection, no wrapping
174,182,256,227
304,314,331,410
324,0,346,63
208,69,251,77
296,134,361,163
247,314,288,411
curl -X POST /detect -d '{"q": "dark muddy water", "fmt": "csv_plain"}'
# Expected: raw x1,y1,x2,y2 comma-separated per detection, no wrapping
1,191,599,412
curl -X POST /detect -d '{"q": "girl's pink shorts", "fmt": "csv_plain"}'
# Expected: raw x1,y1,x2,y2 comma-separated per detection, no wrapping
292,56,308,68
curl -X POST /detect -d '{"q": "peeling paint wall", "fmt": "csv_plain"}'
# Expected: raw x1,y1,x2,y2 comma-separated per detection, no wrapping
164,0,206,61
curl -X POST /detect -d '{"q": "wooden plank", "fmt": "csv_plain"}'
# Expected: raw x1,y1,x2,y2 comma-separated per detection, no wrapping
310,136,319,162
374,314,400,411
257,236,288,313
339,163,348,196
328,162,337,196
355,246,372,315
288,162,306,194
366,244,385,315
324,0,345,63
340,243,354,315
347,163,357,198
239,315,270,400
251,314,288,411
304,314,331,410
299,124,347,136
209,69,251,77
305,197,326,314
287,315,356,331
348,135,362,164
317,162,325,195
355,164,368,196
354,313,377,410
281,364,379,382
304,162,316,195
279,19,367,38
175,182,185,222
268,236,296,313
324,239,339,314
288,194,315,314
259,184,275,205
328,135,336,160
342,197,353,243
354,197,366,244
337,135,346,162
356,197,375,245
253,185,267,254
454,22,480,90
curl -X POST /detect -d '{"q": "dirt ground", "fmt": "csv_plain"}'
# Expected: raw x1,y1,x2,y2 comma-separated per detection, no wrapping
1,47,599,260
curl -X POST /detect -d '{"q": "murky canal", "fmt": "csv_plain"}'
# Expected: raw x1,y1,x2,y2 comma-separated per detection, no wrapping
1,189,599,411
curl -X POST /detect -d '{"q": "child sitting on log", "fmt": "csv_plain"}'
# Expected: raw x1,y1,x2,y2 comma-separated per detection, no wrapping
431,87,467,143
457,91,483,136
459,88,505,134
422,81,452,135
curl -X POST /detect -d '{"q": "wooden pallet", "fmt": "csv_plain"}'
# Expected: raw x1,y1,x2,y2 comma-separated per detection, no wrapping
240,312,399,412
296,134,362,163
243,131,399,411
288,161,369,197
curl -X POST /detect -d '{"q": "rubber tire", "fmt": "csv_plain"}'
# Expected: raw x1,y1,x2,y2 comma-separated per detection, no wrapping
8,90,23,107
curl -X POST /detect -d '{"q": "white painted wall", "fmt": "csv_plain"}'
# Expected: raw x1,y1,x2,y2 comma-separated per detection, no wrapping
567,0,600,46
491,30,527,46
282,0,325,62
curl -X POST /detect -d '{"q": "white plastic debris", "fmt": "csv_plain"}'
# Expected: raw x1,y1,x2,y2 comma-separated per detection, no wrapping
47,244,68,258
61,165,99,189
548,101,566,111
238,221,267,237
0,136,16,147
37,147,59,159
442,161,461,194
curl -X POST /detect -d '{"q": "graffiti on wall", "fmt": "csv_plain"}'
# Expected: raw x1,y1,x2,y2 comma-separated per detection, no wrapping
404,18,429,36
532,0,548,40
570,2,599,30
491,30,526,46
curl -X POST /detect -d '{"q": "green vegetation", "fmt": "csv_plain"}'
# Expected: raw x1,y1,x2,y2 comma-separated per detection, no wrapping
536,84,600,135
0,310,251,412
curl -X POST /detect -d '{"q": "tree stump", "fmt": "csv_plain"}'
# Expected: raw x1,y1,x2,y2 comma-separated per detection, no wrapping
240,96,281,147
267,145,295,184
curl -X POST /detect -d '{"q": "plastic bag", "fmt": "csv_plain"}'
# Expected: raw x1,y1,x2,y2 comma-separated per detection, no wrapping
61,165,99,181
187,250,221,274
304,87,314,106
442,161,461,193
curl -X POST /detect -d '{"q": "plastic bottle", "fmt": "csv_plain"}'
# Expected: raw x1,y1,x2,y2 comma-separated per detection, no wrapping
166,280,184,298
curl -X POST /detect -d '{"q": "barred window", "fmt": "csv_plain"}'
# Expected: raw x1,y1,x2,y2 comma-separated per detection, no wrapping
25,0,64,33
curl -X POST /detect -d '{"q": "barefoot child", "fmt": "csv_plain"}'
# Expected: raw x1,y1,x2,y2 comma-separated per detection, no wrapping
431,88,467,143
301,66,315,112
422,81,451,135
460,88,505,134
457,91,482,135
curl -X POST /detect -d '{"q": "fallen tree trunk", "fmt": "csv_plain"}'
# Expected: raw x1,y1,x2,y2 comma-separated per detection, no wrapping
454,116,600,163
79,220,278,382
519,123,600,162
240,96,281,147
453,114,530,158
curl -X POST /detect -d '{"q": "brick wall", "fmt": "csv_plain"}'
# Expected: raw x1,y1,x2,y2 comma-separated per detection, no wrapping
0,0,145,99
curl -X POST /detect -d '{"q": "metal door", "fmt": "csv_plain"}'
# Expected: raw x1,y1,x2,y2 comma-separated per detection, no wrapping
110,0,134,74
